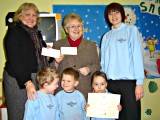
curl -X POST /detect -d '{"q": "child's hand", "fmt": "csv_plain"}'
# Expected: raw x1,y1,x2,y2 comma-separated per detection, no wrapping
117,104,122,111
84,104,90,111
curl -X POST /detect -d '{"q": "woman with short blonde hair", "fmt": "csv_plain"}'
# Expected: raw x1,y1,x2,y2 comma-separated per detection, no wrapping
3,2,48,120
52,13,100,99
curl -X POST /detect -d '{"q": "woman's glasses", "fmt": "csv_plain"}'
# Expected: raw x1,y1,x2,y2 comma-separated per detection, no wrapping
67,25,82,29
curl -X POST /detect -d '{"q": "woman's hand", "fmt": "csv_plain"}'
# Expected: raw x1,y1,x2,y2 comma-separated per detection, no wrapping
79,67,90,76
25,81,37,100
55,54,64,64
135,85,144,101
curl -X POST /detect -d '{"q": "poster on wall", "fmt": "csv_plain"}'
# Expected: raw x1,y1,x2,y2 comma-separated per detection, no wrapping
140,0,160,16
52,5,160,79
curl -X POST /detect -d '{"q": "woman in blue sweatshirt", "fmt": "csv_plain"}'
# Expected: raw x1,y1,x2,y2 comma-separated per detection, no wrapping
101,2,144,120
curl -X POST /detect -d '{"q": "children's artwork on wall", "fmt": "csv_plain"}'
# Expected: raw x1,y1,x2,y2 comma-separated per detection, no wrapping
52,5,160,78
124,7,137,25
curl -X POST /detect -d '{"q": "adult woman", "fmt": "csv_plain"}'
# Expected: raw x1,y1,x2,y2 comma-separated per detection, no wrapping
3,3,48,120
101,3,144,120
52,13,100,99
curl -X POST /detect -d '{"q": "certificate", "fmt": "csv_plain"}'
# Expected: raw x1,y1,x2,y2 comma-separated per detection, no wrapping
87,93,121,119
60,47,77,55
41,47,60,58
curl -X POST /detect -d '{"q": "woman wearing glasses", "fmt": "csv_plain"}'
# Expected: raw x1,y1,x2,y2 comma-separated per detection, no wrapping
52,13,100,100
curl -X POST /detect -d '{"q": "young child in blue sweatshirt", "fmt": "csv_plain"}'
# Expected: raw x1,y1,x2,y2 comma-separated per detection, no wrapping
56,67,88,120
23,67,59,120
87,71,122,120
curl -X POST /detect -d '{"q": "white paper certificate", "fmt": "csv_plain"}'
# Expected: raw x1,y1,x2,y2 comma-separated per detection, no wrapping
87,93,121,119
41,47,60,58
60,47,77,55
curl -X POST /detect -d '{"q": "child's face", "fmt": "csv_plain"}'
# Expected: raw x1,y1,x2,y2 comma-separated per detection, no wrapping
92,76,107,93
45,78,59,94
61,74,79,92
108,10,122,28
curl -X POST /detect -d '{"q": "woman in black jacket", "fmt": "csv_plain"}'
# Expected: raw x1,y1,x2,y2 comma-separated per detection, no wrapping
3,3,48,120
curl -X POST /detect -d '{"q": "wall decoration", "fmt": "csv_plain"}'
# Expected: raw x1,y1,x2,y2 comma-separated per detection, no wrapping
124,7,137,25
140,0,160,16
148,81,158,93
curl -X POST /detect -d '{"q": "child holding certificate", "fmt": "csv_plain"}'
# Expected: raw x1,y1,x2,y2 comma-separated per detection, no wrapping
56,67,88,120
87,71,121,120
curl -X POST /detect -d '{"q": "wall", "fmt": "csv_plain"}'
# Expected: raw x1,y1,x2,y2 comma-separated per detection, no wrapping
141,79,160,120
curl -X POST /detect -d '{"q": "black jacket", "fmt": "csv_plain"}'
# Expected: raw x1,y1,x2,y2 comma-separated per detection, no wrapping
4,23,45,89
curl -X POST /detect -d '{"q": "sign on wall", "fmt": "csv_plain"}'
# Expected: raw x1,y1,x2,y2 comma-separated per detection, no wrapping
140,0,160,16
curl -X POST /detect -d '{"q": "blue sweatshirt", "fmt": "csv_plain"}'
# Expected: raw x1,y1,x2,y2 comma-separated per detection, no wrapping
101,23,144,85
56,90,88,120
23,91,59,120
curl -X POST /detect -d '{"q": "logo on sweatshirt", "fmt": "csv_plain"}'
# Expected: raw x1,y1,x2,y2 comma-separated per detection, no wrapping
67,101,77,107
47,104,54,109
117,38,126,43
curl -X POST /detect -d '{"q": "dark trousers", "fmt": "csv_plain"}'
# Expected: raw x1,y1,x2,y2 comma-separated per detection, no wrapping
3,71,27,120
108,80,141,120
3,71,37,120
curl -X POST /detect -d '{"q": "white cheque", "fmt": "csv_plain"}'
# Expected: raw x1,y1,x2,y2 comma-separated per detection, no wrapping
61,47,77,55
41,47,60,58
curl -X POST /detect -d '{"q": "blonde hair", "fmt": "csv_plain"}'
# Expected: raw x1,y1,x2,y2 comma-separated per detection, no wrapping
37,67,59,88
13,2,39,23
62,13,83,29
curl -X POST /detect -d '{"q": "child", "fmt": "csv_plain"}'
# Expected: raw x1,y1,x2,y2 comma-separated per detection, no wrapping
23,67,59,120
88,71,121,120
56,67,88,120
